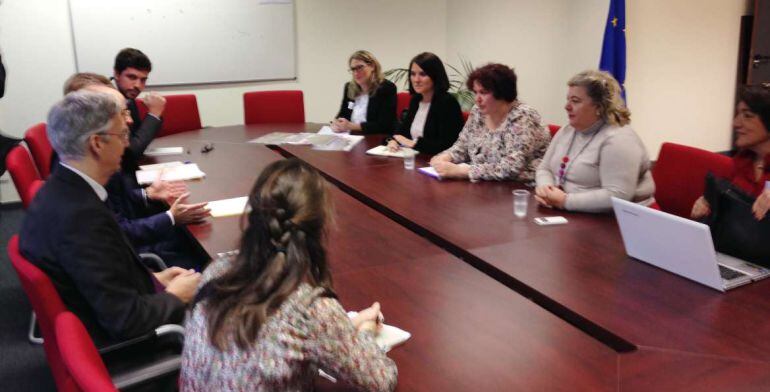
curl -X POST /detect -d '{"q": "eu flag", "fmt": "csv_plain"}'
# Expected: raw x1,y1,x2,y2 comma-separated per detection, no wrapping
599,0,626,99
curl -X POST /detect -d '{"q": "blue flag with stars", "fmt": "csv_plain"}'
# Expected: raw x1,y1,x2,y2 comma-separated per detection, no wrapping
599,0,626,99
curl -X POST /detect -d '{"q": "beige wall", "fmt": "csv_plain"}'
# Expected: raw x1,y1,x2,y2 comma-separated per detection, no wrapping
0,0,446,202
0,0,753,202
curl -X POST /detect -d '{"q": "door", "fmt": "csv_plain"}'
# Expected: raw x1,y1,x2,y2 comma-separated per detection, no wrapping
748,0,770,87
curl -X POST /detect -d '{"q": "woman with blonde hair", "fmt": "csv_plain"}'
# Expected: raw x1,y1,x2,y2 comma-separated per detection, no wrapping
535,70,654,213
331,50,397,134
181,159,397,391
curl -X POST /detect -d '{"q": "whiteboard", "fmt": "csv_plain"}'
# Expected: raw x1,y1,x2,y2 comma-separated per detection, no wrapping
68,0,296,86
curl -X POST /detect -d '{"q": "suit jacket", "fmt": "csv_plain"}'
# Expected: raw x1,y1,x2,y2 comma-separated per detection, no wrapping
396,92,464,155
49,155,173,247
19,165,184,346
335,80,397,135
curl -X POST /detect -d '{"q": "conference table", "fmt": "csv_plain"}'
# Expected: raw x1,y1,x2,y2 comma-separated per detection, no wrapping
144,124,770,390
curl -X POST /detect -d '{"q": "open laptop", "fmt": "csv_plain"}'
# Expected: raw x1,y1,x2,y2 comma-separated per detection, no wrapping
611,197,770,292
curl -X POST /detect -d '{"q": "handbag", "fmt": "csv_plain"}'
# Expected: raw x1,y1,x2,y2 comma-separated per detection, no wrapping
703,172,770,267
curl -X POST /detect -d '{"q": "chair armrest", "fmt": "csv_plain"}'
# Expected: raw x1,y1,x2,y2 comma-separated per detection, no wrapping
139,252,168,272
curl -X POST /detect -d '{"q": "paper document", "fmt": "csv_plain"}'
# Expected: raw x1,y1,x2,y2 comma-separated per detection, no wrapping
206,196,250,218
318,125,349,135
138,161,184,171
365,145,416,158
144,147,184,157
418,166,441,179
346,311,411,352
136,163,205,185
312,134,363,152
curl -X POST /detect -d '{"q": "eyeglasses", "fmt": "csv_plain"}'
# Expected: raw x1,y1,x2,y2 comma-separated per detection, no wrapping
349,64,369,73
99,131,130,141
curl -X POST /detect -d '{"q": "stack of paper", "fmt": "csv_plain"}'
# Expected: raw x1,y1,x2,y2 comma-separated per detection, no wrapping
135,162,206,185
312,134,363,152
206,196,250,218
317,125,350,135
365,145,416,158
144,147,184,157
418,166,441,179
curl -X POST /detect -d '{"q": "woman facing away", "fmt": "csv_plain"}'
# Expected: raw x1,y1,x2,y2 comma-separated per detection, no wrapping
535,70,654,213
331,50,397,135
181,159,397,392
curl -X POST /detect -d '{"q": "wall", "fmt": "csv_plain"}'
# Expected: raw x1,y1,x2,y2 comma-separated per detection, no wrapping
0,0,754,202
0,0,446,202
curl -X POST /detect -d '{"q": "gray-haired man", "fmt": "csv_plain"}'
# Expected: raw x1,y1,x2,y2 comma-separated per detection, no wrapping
19,90,200,346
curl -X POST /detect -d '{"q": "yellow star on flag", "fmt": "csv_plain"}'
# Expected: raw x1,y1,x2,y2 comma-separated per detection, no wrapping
612,17,618,27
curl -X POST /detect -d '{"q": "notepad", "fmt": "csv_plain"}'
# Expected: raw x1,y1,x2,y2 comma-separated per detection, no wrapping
346,311,411,352
365,145,416,158
138,161,184,171
206,196,249,218
418,166,441,179
135,163,206,185
317,125,349,135
144,147,184,157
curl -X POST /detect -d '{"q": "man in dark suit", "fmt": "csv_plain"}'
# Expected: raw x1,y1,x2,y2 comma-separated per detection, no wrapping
19,90,201,346
53,75,210,270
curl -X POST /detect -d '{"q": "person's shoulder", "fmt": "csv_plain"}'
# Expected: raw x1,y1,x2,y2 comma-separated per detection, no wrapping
436,91,459,106
379,79,397,93
603,123,639,142
514,102,542,118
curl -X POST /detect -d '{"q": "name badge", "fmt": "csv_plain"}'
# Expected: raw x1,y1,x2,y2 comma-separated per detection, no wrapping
347,101,354,110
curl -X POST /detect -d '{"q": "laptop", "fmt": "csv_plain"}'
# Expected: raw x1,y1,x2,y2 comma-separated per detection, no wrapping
611,197,770,292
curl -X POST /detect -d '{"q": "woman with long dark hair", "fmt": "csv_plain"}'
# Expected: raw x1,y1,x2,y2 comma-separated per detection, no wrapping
181,159,397,391
387,52,464,154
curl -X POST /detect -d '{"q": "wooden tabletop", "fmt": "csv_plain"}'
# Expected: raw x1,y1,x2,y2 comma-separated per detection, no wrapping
146,123,770,390
145,130,619,391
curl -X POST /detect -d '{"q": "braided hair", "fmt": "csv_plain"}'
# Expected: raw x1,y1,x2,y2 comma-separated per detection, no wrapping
203,159,334,350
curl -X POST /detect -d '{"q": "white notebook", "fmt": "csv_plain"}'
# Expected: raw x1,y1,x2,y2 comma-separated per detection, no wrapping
206,196,249,218
346,311,411,352
365,145,416,158
135,163,205,185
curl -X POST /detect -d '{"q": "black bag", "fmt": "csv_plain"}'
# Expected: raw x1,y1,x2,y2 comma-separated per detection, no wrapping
703,172,770,267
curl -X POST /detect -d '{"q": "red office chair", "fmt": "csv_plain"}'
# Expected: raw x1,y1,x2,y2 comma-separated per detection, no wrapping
135,95,203,137
652,142,735,218
23,123,52,179
462,111,470,124
56,312,118,392
6,145,42,209
396,92,411,120
8,236,184,391
158,94,202,137
547,124,561,137
8,235,77,391
244,90,305,124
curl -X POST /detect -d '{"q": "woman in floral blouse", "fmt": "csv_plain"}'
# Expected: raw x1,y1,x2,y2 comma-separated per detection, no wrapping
181,159,397,392
429,63,550,182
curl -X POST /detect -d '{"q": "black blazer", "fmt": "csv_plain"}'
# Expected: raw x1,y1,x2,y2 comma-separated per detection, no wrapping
19,165,184,347
397,92,464,155
335,80,397,135
124,99,163,174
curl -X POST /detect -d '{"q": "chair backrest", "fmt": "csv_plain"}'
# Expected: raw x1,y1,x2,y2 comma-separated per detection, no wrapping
7,236,78,392
6,145,42,208
243,90,305,124
396,92,411,120
23,123,52,179
157,94,202,137
653,142,735,218
55,312,118,392
461,111,470,124
547,124,561,137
